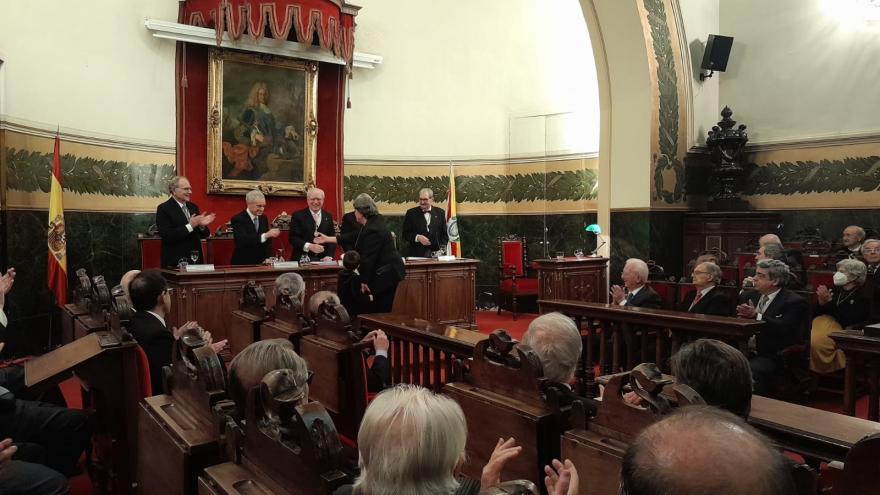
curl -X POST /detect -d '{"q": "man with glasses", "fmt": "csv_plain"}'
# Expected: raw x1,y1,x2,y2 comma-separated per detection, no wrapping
402,188,448,257
156,176,216,267
680,262,732,316
128,270,227,394
736,259,809,395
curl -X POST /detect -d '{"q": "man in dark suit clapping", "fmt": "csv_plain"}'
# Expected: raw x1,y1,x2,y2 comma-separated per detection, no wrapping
610,258,663,309
129,270,227,394
289,187,336,261
736,259,810,395
156,176,215,267
401,188,448,257
231,190,281,265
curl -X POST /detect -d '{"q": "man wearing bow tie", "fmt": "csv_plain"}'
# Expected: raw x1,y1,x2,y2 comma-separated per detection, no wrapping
156,176,215,267
231,190,281,265
290,187,336,261
402,188,448,257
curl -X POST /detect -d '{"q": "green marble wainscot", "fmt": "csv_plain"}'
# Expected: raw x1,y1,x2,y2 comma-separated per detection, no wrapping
384,213,598,309
2,210,153,355
610,211,685,284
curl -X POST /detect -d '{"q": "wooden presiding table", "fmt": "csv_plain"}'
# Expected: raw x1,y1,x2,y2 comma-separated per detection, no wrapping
162,258,479,347
534,257,608,303
830,330,880,421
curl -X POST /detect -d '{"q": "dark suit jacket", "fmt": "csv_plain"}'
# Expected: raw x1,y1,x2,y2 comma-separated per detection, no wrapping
230,210,271,265
338,211,361,253
337,268,370,318
368,354,390,393
156,197,210,267
289,208,336,261
742,289,810,358
349,216,405,295
679,286,733,316
401,206,448,257
129,311,174,395
623,285,663,309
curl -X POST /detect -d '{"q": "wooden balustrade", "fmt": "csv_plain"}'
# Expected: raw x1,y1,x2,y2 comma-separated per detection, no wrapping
538,299,764,396
358,314,487,392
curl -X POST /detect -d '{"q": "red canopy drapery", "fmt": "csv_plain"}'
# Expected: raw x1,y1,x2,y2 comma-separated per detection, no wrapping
183,0,358,64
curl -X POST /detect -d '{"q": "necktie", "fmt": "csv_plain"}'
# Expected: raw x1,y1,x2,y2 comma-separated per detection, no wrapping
181,204,191,220
625,292,634,305
253,216,260,232
689,291,703,310
757,295,769,314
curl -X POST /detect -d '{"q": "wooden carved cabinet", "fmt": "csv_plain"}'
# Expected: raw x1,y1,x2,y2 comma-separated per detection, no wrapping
535,258,608,303
405,259,478,324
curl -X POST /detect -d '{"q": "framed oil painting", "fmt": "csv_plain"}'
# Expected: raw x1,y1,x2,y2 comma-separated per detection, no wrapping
207,49,318,196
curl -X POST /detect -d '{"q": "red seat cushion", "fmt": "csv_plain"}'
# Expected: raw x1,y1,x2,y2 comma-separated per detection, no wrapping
500,278,539,295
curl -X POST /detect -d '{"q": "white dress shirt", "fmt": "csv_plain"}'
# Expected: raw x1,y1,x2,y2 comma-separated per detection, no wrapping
175,198,195,233
246,209,269,243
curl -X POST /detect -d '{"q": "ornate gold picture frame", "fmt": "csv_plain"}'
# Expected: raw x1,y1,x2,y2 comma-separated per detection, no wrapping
207,49,318,196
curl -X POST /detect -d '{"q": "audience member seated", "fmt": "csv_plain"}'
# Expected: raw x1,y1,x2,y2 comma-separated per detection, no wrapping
863,239,880,276
759,233,782,247
679,262,732,316
0,366,93,494
338,384,577,495
521,313,596,413
619,406,796,495
338,250,372,319
623,339,753,418
838,225,865,258
307,290,344,319
129,269,228,394
810,259,871,374
119,269,140,300
736,260,810,395
275,272,306,307
227,339,309,421
610,259,662,309
0,268,23,393
740,243,801,302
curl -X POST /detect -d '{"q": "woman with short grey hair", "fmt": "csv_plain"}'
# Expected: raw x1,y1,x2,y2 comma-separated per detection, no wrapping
810,258,871,374
313,196,404,313
275,272,305,304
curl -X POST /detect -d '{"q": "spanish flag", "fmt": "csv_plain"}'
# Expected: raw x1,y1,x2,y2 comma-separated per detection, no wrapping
445,162,461,257
47,133,67,307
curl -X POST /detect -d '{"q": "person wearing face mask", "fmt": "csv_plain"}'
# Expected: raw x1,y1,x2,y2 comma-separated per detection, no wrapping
810,259,871,374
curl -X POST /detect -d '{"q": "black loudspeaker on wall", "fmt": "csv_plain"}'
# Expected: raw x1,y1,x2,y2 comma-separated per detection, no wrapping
700,34,734,81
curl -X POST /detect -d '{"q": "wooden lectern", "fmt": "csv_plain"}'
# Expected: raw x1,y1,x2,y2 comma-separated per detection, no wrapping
24,330,141,494
199,370,352,494
138,330,233,494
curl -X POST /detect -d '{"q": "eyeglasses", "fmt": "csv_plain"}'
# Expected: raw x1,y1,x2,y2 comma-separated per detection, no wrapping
692,270,709,276
863,248,880,254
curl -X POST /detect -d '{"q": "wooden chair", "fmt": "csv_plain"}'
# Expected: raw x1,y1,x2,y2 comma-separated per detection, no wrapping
444,330,565,486
138,331,231,494
228,281,270,356
298,299,370,441
260,291,307,344
200,370,351,494
498,235,538,320
833,433,880,494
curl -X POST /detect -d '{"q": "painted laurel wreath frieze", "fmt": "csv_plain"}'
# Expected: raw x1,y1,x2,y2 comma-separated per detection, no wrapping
343,169,599,204
4,148,175,197
643,0,686,205
744,156,880,196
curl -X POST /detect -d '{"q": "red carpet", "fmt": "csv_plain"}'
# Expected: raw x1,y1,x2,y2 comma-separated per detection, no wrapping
474,310,536,341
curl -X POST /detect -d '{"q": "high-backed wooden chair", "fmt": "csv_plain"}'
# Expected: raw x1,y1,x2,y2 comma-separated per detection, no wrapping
444,330,563,486
498,235,538,319
260,291,307,345
138,331,232,494
228,281,270,356
298,300,370,440
199,370,351,494
833,433,880,494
